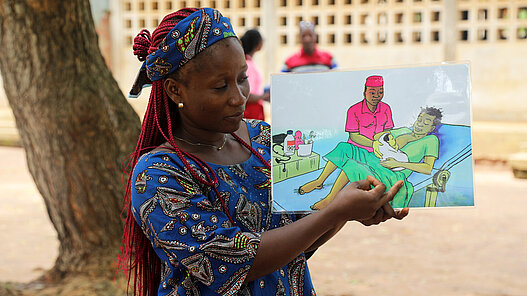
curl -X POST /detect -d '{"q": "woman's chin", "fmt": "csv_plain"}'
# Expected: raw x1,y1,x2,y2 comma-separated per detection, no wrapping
221,119,243,134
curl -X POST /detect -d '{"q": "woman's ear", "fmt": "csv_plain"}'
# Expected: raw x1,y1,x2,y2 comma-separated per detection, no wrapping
164,77,182,103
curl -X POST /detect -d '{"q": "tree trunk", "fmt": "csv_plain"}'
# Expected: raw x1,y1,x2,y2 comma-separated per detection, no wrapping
0,0,141,281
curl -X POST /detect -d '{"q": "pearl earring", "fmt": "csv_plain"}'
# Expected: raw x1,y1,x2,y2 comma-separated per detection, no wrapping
178,102,184,108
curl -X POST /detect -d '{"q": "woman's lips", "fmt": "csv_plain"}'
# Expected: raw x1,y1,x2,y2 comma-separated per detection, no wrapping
225,111,244,120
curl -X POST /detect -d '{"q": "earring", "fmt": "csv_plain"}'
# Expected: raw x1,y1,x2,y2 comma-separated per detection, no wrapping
178,102,184,108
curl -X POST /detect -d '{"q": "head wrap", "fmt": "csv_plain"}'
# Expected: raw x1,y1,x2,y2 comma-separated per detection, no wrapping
129,8,236,98
365,75,383,87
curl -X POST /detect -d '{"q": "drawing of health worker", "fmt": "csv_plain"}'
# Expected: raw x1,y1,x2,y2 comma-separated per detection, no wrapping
301,107,442,210
299,75,394,195
346,75,394,152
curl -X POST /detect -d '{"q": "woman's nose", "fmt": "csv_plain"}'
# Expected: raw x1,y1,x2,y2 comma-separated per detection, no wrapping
229,84,247,105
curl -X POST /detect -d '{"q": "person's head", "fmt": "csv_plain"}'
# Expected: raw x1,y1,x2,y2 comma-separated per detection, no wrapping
120,8,245,295
164,37,249,134
363,75,384,108
129,7,246,138
299,21,317,55
240,29,263,55
413,107,443,136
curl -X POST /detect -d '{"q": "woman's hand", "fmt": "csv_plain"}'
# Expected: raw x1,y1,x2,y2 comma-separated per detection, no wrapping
372,139,384,158
357,177,409,225
360,205,410,226
245,176,408,282
324,176,404,222
381,156,436,175
380,157,402,169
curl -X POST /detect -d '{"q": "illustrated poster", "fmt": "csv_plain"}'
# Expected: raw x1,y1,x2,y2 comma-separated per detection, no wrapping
271,63,474,212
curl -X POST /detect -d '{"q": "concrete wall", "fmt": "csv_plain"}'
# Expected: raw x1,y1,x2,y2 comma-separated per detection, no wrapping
2,0,527,159
460,43,527,121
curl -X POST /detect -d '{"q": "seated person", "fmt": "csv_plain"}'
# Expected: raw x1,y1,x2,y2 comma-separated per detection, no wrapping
300,107,442,210
346,75,393,152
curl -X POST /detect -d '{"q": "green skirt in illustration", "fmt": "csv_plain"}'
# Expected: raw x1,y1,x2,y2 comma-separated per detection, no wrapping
324,142,413,208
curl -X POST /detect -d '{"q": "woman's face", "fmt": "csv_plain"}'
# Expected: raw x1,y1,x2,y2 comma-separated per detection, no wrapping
169,38,250,134
413,112,436,136
364,86,384,107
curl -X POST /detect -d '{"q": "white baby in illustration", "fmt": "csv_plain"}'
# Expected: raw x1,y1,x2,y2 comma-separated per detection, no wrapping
373,132,408,171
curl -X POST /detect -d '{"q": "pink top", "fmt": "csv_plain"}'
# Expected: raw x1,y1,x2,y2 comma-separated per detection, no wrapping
246,55,263,96
345,100,394,152
244,54,264,120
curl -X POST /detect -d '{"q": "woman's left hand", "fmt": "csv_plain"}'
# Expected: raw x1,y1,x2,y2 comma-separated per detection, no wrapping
353,178,409,226
380,157,401,169
360,204,409,226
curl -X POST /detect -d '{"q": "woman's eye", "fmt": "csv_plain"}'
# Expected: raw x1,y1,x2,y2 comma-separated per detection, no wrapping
214,84,227,89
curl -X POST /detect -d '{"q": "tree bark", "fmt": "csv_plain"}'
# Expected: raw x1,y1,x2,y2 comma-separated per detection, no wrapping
0,0,141,280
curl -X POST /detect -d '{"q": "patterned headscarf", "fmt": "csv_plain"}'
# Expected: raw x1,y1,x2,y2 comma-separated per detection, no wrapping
129,8,236,98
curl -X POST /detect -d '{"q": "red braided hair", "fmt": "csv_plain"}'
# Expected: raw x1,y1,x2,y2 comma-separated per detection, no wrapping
117,8,271,296
118,8,197,296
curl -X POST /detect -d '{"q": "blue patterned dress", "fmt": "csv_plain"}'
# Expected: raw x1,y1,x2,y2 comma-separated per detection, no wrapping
131,120,316,296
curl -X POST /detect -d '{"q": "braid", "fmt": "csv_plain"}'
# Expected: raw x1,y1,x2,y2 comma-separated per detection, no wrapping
119,9,200,296
232,132,271,171
119,7,265,296
132,29,151,61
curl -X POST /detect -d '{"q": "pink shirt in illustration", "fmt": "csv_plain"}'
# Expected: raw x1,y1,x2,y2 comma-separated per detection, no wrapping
346,100,394,152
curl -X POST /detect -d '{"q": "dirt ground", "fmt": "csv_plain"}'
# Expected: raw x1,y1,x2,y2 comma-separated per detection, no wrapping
1,146,526,296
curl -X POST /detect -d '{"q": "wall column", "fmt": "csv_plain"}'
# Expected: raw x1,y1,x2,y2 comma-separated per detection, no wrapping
443,0,457,61
262,0,277,84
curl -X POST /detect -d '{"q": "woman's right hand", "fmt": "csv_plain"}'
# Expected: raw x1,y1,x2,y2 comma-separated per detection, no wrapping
324,176,404,222
246,176,406,282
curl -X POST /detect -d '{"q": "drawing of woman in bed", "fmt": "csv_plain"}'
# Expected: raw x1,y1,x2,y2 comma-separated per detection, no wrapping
300,107,442,210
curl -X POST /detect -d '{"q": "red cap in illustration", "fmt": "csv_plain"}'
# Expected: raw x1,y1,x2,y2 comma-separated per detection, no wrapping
365,75,383,87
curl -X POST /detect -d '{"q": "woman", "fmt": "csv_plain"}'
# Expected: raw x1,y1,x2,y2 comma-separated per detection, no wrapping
240,29,269,120
301,107,442,210
118,8,409,296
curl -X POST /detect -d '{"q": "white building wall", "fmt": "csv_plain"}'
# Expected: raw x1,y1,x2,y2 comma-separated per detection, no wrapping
110,0,527,121
2,0,527,124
